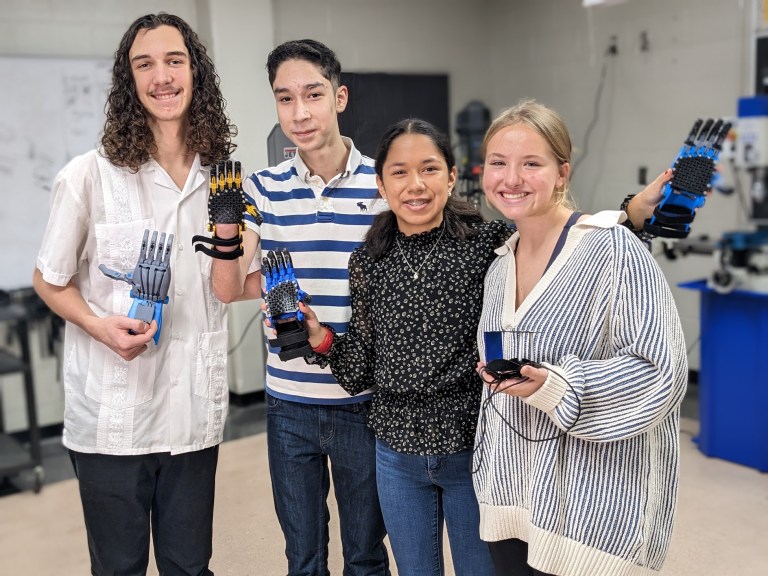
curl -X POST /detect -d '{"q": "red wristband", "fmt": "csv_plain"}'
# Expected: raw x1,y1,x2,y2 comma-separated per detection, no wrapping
312,328,334,354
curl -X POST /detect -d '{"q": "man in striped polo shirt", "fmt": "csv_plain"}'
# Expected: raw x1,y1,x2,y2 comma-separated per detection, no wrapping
210,40,390,576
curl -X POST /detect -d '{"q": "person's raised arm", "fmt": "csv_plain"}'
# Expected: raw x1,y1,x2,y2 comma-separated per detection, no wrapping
32,268,155,361
623,168,673,230
194,161,264,302
211,224,262,302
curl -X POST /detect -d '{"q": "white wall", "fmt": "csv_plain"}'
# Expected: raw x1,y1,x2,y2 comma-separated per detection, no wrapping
0,0,199,56
271,0,493,137
483,0,753,370
196,0,277,168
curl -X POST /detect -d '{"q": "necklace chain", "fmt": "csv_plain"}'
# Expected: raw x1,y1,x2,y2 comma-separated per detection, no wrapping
395,223,446,280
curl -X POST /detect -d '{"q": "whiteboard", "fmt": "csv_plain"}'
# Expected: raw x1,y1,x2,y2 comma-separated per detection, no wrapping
0,56,112,290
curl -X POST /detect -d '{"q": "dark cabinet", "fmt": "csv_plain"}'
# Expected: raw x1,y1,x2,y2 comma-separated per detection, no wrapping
0,304,43,493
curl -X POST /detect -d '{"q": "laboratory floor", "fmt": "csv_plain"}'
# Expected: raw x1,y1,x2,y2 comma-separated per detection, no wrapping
2,383,768,575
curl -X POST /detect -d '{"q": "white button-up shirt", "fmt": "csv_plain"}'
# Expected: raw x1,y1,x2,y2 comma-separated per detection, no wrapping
36,149,228,455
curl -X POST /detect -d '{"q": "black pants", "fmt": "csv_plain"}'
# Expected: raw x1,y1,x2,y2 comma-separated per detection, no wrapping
69,446,219,576
489,539,554,576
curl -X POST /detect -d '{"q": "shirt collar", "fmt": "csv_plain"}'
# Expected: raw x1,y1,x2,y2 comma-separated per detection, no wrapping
295,136,359,184
494,210,624,256
143,153,203,195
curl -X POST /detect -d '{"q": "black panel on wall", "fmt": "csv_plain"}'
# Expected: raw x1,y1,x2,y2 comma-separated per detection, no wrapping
756,36,768,95
338,72,450,159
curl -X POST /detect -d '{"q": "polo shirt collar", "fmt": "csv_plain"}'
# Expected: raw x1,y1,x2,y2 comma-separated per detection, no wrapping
295,136,359,184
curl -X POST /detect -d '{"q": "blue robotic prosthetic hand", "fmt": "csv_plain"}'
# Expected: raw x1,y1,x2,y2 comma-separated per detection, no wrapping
644,118,731,239
192,160,263,260
99,229,173,345
263,248,314,361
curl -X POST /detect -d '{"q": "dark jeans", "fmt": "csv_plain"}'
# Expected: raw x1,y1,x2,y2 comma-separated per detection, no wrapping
489,539,554,576
266,393,389,576
375,439,494,576
69,446,219,576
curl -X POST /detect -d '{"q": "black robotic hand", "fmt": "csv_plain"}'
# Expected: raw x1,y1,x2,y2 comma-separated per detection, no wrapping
263,248,314,361
99,229,174,344
644,118,731,239
192,160,263,259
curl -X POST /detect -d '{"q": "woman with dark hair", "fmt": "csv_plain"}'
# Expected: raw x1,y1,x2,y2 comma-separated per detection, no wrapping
300,118,509,575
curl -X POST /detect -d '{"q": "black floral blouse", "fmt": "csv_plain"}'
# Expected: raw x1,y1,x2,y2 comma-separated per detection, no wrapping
317,218,512,455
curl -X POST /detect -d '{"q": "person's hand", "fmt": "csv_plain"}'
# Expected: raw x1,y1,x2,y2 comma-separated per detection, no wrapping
89,315,158,361
625,169,673,229
260,300,325,347
477,360,548,398
192,160,262,259
297,302,327,348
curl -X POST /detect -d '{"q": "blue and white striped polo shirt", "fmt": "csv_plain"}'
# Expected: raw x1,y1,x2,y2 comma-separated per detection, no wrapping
243,138,385,404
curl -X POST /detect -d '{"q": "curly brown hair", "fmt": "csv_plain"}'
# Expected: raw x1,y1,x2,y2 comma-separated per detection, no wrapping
101,13,236,170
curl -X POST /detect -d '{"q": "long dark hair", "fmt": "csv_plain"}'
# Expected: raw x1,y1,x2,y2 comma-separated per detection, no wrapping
365,118,484,260
101,13,237,169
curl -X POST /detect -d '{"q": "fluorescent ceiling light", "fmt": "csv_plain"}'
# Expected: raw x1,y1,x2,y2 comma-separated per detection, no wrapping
583,0,628,6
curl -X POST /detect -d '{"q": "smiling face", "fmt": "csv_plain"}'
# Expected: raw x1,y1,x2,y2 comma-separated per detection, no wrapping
272,58,348,154
376,133,457,236
129,25,192,128
482,124,569,222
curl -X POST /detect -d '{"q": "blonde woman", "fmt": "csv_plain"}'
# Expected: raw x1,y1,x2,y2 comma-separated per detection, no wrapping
473,100,687,576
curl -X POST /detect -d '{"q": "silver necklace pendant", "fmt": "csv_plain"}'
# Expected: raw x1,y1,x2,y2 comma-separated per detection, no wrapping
396,222,445,282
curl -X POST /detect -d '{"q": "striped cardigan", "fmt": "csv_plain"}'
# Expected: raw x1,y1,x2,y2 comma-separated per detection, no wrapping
473,211,687,576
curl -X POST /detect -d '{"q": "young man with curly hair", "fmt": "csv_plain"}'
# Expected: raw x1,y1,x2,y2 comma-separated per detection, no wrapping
33,13,236,575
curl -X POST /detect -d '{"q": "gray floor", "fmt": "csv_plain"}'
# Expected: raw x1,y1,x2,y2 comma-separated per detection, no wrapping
1,383,700,496
3,382,768,576
0,396,268,495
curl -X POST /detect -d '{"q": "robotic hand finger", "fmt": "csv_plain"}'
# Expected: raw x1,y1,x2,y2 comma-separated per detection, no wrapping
263,248,313,361
644,118,731,239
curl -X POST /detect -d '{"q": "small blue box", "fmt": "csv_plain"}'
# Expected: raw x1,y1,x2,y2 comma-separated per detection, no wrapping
680,280,768,472
738,95,768,118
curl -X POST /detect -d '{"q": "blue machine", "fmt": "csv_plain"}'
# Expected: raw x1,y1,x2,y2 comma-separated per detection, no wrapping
707,96,768,294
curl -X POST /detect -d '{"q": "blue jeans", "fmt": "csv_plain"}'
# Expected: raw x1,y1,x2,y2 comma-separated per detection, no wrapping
266,394,390,576
375,439,493,576
69,446,218,576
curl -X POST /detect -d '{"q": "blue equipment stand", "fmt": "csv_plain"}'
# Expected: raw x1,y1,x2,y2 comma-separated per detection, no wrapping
680,280,768,472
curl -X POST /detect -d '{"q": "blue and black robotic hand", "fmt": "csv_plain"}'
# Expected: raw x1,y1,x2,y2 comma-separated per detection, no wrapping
99,229,173,345
263,248,314,361
644,118,731,239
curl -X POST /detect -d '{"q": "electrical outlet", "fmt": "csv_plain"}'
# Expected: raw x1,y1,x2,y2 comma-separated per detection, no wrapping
607,35,618,56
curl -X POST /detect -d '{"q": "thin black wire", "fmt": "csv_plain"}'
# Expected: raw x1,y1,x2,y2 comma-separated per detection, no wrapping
570,56,610,178
471,364,581,475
